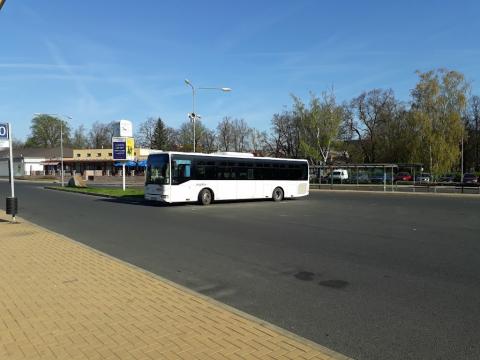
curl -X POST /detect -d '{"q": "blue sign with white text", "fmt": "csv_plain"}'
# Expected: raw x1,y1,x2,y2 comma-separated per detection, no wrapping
0,123,8,139
0,123,9,148
113,140,126,160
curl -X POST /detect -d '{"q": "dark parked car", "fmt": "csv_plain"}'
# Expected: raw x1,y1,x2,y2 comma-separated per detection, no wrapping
439,174,457,183
349,172,370,184
370,173,393,184
394,172,413,182
463,173,478,184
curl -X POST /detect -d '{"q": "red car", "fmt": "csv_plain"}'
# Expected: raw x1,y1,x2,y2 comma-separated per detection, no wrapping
394,172,413,182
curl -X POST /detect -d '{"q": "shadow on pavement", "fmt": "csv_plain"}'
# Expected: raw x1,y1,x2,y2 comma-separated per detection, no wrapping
96,196,301,207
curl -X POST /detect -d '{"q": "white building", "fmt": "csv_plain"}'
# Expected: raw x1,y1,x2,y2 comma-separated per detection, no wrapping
0,147,73,177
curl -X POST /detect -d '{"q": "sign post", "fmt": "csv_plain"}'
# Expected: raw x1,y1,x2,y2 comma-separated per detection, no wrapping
8,124,14,198
1,123,17,222
112,136,135,192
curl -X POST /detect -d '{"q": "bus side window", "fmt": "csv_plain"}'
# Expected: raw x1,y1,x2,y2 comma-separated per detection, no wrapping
197,165,206,179
237,168,247,180
205,165,215,179
173,159,191,182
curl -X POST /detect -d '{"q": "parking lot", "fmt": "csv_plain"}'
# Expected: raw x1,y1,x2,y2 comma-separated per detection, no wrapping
1,181,480,360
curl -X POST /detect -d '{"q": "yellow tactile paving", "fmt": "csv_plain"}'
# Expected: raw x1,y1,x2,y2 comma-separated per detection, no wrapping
0,213,351,360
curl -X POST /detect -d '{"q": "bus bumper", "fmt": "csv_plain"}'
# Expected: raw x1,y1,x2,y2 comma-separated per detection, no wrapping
145,194,170,202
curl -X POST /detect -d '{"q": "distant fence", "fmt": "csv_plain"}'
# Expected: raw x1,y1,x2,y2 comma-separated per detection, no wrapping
309,164,480,195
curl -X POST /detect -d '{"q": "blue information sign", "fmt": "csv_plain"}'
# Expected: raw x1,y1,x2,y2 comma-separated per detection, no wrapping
0,123,9,148
0,123,8,139
113,141,127,160
113,140,126,160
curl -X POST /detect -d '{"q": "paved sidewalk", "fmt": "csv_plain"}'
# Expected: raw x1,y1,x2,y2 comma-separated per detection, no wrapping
0,213,351,360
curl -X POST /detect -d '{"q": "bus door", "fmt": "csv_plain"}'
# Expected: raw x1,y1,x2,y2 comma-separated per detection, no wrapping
171,158,193,201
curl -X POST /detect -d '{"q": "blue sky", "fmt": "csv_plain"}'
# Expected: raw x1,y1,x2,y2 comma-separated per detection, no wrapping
1,0,479,141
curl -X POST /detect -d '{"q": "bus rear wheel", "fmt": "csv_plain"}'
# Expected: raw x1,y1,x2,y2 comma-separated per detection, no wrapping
272,187,284,201
198,189,213,205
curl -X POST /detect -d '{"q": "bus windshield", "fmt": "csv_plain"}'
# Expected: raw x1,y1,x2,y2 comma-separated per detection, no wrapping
146,154,170,185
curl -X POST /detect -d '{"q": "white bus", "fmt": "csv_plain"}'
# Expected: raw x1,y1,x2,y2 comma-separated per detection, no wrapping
144,152,309,205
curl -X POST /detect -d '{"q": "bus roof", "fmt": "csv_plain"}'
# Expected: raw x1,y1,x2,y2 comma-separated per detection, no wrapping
148,151,308,163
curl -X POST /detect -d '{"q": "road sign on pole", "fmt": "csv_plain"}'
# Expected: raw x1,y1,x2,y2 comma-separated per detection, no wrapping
112,136,135,192
1,123,17,222
0,123,9,148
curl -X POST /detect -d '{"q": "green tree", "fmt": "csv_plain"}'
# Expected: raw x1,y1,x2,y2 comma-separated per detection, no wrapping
151,118,170,150
411,69,469,175
25,114,71,148
293,90,344,165
137,117,176,150
177,121,208,152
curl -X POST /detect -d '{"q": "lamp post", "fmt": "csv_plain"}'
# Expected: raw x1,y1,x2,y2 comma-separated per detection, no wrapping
461,133,464,183
184,79,231,152
34,113,71,187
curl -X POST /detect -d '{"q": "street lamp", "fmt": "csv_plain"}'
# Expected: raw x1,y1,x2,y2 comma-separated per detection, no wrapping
184,79,231,152
461,132,465,183
34,113,71,187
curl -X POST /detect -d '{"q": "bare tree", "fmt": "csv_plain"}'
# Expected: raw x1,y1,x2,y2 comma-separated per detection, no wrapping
269,110,301,158
249,128,268,155
12,138,25,149
136,118,156,148
71,125,89,148
231,118,250,152
88,121,115,148
349,89,398,163
216,117,233,151
466,95,480,170
199,129,217,153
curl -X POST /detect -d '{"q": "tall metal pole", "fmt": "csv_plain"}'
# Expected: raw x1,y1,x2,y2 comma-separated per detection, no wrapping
185,80,231,153
60,121,64,187
461,134,464,182
192,86,196,153
122,163,126,191
8,123,14,198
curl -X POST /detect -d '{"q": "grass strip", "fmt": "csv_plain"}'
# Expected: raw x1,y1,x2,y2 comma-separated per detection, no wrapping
46,186,144,198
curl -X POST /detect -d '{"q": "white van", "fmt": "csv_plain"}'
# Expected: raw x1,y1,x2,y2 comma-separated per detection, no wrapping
331,169,349,181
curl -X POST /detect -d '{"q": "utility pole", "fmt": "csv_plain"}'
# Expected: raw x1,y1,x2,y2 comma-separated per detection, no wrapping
184,79,231,152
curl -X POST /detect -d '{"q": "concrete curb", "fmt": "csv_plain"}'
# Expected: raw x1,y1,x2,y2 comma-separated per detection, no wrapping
10,213,354,360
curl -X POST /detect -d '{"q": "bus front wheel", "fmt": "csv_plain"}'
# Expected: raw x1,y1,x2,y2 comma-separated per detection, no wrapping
198,189,213,205
272,187,284,202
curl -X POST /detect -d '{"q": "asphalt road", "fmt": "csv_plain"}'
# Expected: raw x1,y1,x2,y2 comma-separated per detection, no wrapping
1,181,480,360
